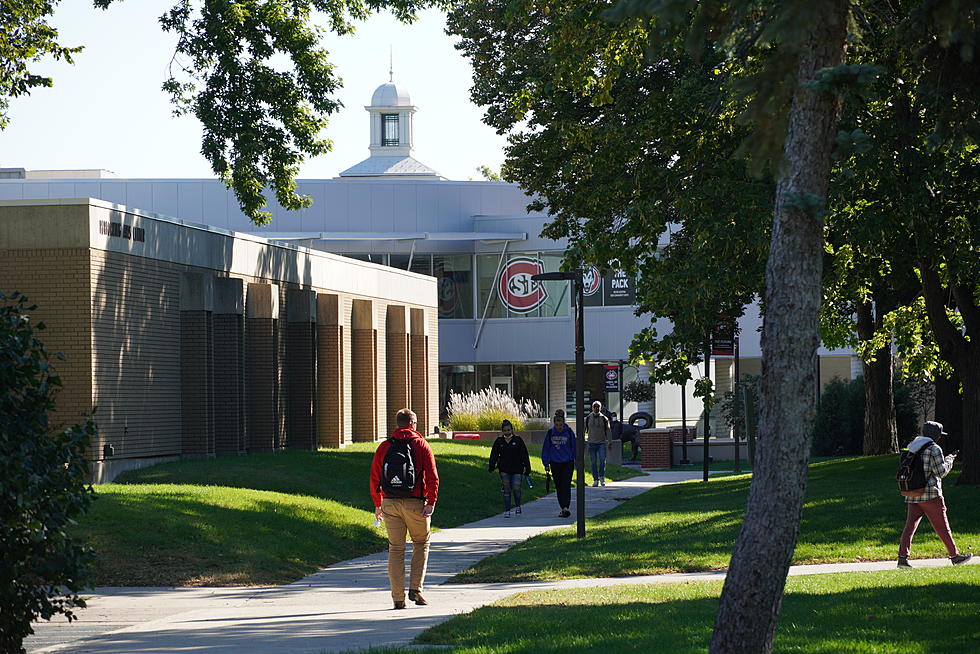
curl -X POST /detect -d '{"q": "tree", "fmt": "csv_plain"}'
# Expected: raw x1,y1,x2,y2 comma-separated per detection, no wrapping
2,0,443,225
0,292,96,654
448,0,771,392
824,0,980,478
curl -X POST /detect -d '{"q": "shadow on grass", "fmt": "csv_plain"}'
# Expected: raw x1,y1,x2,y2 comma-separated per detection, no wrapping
415,574,980,654
79,487,385,586
452,455,980,582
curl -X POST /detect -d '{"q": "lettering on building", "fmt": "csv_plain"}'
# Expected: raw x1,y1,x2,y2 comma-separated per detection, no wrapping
99,220,146,243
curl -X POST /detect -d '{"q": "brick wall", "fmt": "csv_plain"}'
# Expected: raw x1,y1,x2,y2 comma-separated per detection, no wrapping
351,299,377,442
179,309,214,457
213,313,244,455
284,319,316,450
386,305,410,437
0,248,94,451
246,313,279,453
90,250,182,461
409,307,429,435
639,429,673,469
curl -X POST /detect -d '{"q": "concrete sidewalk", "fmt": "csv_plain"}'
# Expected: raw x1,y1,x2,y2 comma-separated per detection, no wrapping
27,471,700,653
27,471,977,654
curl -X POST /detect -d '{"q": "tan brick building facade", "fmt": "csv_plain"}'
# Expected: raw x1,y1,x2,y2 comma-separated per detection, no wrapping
0,199,439,482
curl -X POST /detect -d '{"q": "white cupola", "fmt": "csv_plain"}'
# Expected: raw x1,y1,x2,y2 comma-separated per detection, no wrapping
338,74,443,180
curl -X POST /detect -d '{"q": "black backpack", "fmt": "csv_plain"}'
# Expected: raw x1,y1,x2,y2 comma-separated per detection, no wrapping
897,442,930,497
381,437,417,497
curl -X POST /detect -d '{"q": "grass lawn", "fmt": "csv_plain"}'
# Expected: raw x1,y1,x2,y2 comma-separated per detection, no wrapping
667,456,841,472
78,441,639,586
375,566,980,654
452,455,980,582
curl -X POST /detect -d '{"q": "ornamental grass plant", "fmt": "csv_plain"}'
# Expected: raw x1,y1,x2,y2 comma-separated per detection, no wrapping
447,387,543,432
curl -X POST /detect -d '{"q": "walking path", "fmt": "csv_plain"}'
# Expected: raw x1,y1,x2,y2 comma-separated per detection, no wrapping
26,470,978,653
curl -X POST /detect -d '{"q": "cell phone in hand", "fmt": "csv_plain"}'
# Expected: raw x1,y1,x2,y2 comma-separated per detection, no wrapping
950,450,960,457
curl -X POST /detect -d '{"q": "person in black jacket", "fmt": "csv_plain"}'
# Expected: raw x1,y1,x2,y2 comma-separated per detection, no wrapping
488,419,532,517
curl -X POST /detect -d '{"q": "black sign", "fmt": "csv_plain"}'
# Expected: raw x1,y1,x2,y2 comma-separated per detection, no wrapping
604,365,621,392
711,320,735,356
604,270,635,305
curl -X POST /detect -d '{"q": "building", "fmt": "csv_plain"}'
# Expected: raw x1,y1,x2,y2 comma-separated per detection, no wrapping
0,198,438,482
0,78,858,445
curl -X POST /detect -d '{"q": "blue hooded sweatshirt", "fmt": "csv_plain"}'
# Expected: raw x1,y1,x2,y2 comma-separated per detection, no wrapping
542,425,576,465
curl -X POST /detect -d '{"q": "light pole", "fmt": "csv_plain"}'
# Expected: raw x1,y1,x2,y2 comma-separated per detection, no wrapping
532,269,586,538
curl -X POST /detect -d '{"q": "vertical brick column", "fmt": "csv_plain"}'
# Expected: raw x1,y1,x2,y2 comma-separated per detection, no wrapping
316,294,344,448
180,273,214,458
285,289,316,450
639,429,673,469
351,299,378,442
246,283,279,453
213,278,245,456
386,305,410,436
409,308,429,435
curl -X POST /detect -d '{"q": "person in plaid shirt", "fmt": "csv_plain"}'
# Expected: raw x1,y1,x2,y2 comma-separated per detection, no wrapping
898,421,973,567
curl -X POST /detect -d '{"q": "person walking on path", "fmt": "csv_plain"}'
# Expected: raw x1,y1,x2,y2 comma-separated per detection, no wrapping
370,408,440,609
898,421,973,568
586,401,612,487
488,419,532,518
542,409,576,518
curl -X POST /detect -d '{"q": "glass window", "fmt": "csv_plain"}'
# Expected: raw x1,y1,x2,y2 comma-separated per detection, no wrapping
491,364,512,377
439,365,476,423
389,254,410,270
476,365,492,391
476,254,506,319
513,364,547,414
538,253,570,317
409,254,432,276
345,253,388,265
434,254,474,319
478,251,571,319
382,114,399,146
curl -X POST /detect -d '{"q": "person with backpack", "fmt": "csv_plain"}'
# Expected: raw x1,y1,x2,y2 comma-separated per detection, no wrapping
542,409,576,518
896,421,972,568
370,408,440,609
585,401,612,486
488,419,532,517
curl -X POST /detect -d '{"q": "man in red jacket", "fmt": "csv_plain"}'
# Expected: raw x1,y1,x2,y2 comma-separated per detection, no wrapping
370,408,440,609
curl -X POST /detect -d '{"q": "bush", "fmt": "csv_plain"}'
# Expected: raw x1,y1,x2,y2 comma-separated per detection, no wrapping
812,377,865,456
447,388,543,433
1,292,95,653
811,375,921,456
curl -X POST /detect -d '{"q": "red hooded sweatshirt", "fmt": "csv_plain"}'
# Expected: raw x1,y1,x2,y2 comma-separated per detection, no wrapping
370,427,439,508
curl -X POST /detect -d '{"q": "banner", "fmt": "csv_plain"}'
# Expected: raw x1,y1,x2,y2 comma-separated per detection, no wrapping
604,364,621,392
603,270,635,305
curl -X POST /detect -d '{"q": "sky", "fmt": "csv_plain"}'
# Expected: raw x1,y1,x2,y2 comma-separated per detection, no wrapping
0,3,508,181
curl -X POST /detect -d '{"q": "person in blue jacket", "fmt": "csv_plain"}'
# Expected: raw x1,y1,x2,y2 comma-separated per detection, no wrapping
542,409,575,518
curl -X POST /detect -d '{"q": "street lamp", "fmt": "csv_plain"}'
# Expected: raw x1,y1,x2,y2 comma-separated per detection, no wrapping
531,269,586,538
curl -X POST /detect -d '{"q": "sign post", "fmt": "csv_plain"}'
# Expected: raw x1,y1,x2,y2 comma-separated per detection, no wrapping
532,269,587,538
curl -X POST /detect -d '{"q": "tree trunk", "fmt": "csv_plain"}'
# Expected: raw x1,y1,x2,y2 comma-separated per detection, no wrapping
919,268,979,485
956,364,980,485
856,301,898,454
708,3,848,652
934,371,963,453
862,351,898,454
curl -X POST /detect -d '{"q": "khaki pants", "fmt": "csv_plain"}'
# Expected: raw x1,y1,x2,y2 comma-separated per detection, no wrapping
381,497,431,601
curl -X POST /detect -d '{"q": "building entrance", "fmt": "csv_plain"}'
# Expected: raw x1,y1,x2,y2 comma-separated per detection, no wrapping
492,376,512,396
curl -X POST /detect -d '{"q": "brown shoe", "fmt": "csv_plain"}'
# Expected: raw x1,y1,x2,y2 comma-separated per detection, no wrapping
408,590,428,606
393,600,406,609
